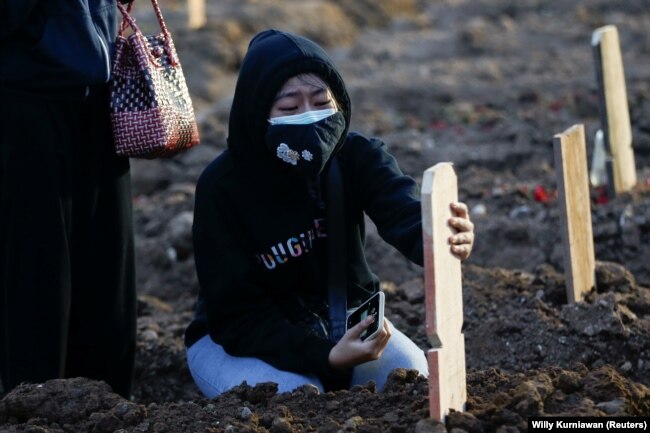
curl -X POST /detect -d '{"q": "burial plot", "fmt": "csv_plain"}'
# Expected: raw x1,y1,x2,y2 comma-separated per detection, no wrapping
592,25,636,194
421,163,466,421
554,124,596,304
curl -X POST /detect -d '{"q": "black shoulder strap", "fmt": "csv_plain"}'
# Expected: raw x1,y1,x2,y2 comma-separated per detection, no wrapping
326,156,347,342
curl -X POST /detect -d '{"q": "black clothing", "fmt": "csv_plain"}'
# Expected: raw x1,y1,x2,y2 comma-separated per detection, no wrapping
185,30,423,386
0,87,136,398
0,0,122,91
0,0,136,398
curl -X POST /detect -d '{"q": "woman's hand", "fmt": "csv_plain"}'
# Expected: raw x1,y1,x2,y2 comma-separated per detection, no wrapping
448,202,474,261
328,316,391,370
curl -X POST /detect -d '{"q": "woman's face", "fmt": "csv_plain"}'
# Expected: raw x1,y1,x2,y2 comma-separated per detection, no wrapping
269,74,337,118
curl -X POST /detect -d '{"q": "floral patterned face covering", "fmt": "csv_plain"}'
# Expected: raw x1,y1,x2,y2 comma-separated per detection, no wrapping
265,110,345,178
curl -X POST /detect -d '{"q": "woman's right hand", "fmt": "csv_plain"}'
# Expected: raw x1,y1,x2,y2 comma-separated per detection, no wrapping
328,316,391,370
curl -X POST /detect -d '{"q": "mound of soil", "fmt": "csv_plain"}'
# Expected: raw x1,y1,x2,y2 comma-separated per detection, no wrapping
2,0,650,431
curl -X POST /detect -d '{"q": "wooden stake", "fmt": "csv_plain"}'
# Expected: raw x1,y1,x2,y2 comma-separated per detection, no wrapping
188,0,206,29
421,163,466,421
592,25,636,194
553,124,596,303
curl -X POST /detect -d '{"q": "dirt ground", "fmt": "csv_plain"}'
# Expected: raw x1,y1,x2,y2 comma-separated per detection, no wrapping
2,0,650,431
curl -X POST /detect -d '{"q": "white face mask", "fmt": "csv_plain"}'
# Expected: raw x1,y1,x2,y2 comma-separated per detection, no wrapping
268,108,337,126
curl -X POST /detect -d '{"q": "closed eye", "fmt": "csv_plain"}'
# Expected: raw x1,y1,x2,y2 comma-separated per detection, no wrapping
315,99,333,107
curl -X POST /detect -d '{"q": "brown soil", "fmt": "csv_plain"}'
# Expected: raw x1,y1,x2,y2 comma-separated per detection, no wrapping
2,0,650,431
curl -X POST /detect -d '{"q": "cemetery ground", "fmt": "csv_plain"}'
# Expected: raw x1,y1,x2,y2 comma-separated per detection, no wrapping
1,0,650,431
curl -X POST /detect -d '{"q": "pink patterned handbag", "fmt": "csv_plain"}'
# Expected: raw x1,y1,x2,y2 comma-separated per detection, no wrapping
110,0,200,158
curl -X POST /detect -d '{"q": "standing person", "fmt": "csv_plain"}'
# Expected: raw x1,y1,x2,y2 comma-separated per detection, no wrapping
185,29,474,397
0,0,136,398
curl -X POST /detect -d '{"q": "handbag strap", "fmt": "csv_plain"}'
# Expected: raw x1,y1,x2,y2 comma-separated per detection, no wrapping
118,2,135,36
116,0,178,66
326,156,347,342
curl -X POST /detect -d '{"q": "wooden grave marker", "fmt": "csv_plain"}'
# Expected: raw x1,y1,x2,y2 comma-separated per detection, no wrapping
188,0,206,29
592,25,636,194
553,124,596,304
421,163,466,421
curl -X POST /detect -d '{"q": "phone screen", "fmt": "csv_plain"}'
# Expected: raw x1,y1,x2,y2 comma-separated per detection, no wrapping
346,292,385,341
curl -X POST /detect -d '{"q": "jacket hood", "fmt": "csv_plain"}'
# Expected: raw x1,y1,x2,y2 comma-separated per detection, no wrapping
227,29,351,164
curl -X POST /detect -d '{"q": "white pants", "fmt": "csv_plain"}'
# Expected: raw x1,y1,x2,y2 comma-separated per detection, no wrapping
186,321,428,397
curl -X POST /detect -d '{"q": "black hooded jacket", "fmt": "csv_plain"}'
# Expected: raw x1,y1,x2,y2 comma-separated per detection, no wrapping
0,0,130,92
185,29,424,384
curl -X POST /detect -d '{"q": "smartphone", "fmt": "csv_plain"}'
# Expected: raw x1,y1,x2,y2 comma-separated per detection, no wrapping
346,292,385,341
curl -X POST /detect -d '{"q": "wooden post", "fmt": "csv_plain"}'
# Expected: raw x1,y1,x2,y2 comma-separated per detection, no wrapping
553,124,596,303
592,25,636,194
421,163,466,421
188,0,206,29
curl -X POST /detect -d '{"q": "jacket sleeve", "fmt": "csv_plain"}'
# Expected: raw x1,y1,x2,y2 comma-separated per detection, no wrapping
346,134,424,266
192,172,350,383
0,0,39,37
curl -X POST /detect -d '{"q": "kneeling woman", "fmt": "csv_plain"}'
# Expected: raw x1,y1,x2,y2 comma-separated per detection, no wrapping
184,29,474,396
